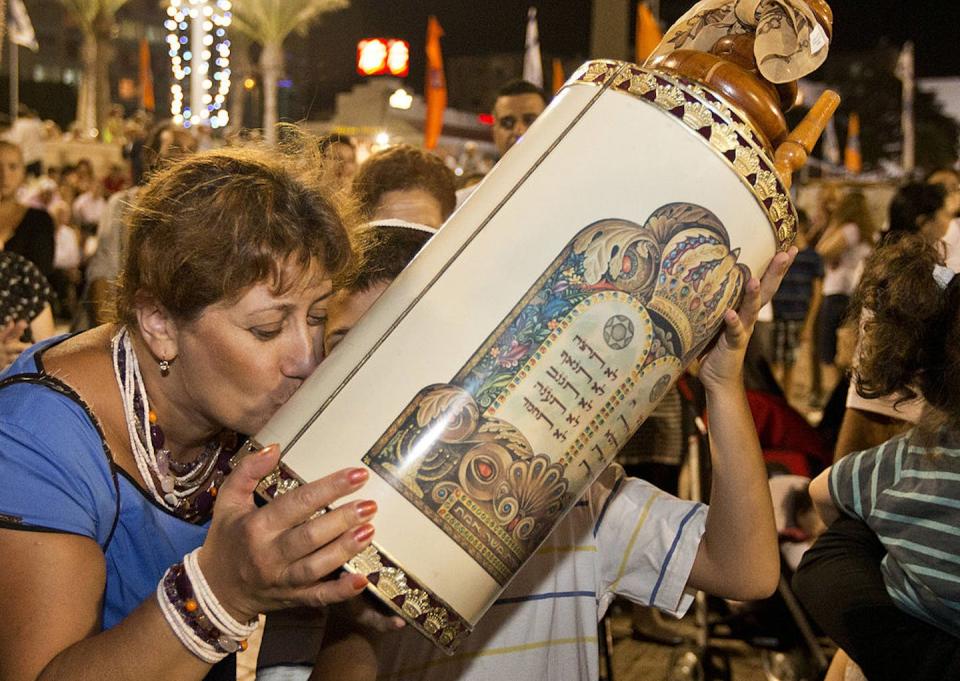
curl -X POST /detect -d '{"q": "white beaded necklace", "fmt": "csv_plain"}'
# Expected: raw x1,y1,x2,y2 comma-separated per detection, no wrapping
111,328,221,512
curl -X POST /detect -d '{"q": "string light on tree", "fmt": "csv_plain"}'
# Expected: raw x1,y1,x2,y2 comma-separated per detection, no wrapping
164,0,232,129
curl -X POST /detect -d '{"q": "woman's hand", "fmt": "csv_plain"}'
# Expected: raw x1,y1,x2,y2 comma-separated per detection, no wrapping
0,320,30,372
199,445,377,623
698,247,797,390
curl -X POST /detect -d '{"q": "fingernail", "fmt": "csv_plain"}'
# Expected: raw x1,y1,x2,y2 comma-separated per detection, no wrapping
353,523,375,543
351,573,368,590
356,500,377,519
347,468,369,485
259,443,279,456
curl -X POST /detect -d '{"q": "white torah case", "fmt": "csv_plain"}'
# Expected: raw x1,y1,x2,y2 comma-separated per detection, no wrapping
243,59,796,653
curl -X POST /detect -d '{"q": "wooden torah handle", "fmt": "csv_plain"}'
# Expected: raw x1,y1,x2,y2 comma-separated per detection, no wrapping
774,90,841,189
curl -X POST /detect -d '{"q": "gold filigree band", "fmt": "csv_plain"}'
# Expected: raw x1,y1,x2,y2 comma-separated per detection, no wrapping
568,60,797,252
234,440,473,654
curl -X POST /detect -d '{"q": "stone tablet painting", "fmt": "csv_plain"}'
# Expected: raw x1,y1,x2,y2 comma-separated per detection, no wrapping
363,202,749,584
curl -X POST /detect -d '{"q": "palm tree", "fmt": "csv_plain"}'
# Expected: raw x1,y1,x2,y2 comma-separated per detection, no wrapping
230,0,348,144
0,0,8,68
59,0,130,136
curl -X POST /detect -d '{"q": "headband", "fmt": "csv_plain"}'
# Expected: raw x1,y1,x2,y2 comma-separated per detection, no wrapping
366,218,438,236
934,264,957,290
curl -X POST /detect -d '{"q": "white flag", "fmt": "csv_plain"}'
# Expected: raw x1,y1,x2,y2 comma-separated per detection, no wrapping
822,114,840,166
522,7,543,88
9,0,38,52
895,41,914,84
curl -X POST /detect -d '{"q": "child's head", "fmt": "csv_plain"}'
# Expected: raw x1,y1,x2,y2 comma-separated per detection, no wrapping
854,233,960,426
351,144,457,228
324,222,434,354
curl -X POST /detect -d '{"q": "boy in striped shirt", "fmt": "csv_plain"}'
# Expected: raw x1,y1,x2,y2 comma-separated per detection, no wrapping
313,227,794,681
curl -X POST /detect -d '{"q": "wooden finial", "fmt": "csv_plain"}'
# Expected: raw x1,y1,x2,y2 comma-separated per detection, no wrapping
774,90,841,189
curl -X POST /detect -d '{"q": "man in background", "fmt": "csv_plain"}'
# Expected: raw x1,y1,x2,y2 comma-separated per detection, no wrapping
491,79,548,158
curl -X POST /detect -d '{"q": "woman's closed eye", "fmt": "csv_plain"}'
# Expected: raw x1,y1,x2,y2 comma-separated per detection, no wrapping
250,324,283,341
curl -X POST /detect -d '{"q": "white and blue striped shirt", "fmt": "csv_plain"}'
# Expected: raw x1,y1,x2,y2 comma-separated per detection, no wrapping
374,463,706,681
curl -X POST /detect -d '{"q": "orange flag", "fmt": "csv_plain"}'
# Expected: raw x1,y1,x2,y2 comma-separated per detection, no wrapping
844,112,862,174
139,38,155,111
635,2,662,64
424,16,447,150
552,57,565,94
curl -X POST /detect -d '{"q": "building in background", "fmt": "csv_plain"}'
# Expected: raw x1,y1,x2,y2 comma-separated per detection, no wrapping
7,0,168,128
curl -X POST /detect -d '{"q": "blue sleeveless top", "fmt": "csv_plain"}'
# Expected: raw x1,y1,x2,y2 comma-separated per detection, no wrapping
0,337,211,629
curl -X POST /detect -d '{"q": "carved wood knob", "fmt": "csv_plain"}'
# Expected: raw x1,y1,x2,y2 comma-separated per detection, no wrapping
657,49,788,151
803,0,834,39
774,90,841,189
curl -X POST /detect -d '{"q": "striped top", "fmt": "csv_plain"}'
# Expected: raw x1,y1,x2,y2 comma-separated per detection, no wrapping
830,428,960,636
374,463,706,681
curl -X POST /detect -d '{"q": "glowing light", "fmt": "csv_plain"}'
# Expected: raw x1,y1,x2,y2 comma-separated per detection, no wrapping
375,131,390,146
357,39,388,76
357,38,410,77
388,88,413,110
386,40,410,77
167,0,231,129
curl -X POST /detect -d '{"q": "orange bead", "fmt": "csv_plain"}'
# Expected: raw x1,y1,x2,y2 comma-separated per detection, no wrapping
184,598,198,613
239,639,249,652
209,486,218,497
149,410,158,424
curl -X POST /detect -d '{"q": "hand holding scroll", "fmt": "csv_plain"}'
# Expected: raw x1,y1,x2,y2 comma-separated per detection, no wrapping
698,246,797,389
197,444,377,623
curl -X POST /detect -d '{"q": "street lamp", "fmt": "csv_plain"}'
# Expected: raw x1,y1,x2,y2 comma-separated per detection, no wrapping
165,0,232,129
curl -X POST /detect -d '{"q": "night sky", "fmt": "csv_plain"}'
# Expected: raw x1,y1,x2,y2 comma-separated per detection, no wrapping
287,0,960,114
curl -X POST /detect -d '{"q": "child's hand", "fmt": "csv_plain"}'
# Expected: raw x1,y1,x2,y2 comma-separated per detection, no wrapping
698,247,797,390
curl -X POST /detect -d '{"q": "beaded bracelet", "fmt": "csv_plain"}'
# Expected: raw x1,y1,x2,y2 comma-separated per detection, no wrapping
157,548,258,663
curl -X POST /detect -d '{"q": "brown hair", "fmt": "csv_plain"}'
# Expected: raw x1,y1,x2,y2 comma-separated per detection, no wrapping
853,233,960,425
333,224,433,294
833,191,877,243
351,144,457,221
116,144,354,327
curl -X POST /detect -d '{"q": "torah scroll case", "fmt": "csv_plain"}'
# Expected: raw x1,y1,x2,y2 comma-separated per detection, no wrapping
238,11,838,654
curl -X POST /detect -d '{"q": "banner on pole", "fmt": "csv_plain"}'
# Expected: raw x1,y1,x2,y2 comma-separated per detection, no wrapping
844,112,862,175
9,0,38,52
424,16,447,150
523,7,543,88
635,2,662,64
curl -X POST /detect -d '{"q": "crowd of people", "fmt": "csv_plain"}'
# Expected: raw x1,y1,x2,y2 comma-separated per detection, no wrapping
0,75,958,681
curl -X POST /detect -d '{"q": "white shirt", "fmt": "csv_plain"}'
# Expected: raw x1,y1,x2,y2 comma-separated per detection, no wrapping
374,464,706,681
941,218,960,271
72,192,106,228
85,187,138,283
822,223,871,296
4,117,44,165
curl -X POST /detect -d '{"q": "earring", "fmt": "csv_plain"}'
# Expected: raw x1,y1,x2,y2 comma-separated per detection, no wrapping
159,359,171,377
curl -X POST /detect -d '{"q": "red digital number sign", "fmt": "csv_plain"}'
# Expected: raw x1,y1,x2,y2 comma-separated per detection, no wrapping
357,38,410,77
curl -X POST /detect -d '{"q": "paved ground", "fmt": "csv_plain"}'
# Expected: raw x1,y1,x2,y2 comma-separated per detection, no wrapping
607,603,833,681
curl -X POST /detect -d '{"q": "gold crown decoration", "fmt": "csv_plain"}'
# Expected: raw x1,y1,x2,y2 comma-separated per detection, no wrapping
423,607,449,635
401,588,432,619
376,567,409,601
348,545,384,576
644,206,748,362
